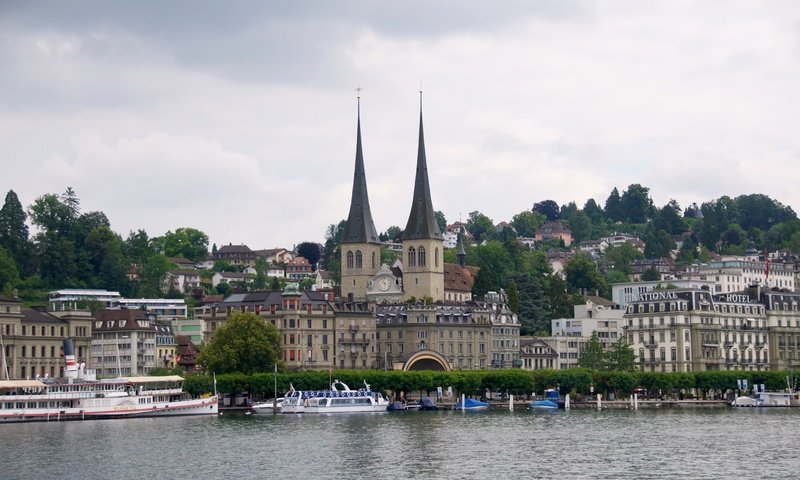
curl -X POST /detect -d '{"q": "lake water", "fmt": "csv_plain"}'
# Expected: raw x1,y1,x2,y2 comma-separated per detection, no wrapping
1,408,797,479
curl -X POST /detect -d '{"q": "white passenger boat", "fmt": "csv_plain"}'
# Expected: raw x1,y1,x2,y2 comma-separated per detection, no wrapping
0,339,218,423
281,380,389,414
731,391,800,407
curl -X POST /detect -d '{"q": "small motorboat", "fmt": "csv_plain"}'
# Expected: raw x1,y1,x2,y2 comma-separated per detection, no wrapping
418,396,438,411
387,401,409,412
529,399,559,410
251,398,283,413
455,398,490,411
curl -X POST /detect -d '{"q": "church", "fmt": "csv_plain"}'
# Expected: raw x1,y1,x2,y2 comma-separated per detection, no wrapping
338,94,520,371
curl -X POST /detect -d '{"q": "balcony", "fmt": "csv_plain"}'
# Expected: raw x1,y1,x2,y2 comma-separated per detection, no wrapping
339,337,370,345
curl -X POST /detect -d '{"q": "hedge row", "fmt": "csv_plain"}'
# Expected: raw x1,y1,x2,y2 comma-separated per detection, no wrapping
182,368,797,400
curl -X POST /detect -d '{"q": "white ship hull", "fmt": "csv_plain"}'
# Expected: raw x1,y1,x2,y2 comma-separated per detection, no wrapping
281,380,389,414
0,395,218,423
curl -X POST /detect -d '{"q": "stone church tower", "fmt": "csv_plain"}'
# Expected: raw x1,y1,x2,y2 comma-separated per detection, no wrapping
402,94,444,302
340,97,381,301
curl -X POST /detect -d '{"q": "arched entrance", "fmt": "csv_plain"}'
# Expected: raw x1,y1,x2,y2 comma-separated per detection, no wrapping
402,350,452,371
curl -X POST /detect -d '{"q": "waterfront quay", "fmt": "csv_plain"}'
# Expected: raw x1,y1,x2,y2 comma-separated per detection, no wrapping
487,397,730,410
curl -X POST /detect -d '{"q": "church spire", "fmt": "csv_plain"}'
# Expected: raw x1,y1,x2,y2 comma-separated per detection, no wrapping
342,93,379,244
403,91,442,241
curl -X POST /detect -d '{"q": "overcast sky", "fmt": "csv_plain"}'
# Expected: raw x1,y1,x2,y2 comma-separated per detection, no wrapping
2,1,799,251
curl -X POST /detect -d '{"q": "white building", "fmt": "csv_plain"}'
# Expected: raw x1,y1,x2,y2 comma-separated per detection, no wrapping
117,299,188,319
211,272,255,287
680,260,795,293
91,309,157,377
611,279,717,309
48,289,122,311
164,269,201,293
546,296,626,369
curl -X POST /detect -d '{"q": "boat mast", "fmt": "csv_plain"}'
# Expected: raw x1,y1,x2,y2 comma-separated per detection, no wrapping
0,327,9,380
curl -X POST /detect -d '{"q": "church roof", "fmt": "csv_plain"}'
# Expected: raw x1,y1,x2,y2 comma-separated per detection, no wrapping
403,94,442,241
342,98,380,245
443,263,474,293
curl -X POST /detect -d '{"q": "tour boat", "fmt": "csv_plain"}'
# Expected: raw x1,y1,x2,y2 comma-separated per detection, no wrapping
281,380,389,414
0,339,218,423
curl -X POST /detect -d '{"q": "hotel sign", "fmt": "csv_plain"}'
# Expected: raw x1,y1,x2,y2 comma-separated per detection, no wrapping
639,291,677,301
718,294,754,303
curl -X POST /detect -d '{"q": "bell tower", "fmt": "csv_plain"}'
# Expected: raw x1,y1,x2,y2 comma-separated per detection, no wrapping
340,93,381,301
402,92,444,302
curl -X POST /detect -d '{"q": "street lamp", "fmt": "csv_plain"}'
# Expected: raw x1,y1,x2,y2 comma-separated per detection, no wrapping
273,363,278,415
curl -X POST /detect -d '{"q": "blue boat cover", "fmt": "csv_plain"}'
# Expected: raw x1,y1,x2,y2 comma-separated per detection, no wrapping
419,397,437,409
456,398,490,409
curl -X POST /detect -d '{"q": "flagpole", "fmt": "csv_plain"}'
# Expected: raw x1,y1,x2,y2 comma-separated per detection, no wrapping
273,363,278,415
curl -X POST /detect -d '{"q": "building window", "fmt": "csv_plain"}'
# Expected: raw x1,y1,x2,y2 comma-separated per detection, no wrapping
346,251,354,269
355,250,363,269
408,247,416,267
418,246,426,266
435,247,439,267
371,251,376,269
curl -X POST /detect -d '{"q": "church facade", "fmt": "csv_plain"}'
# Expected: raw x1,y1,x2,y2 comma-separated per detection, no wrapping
339,95,520,371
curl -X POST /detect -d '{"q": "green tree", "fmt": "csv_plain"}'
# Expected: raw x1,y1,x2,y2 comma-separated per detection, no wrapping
29,192,74,237
734,194,796,232
159,227,209,262
136,254,172,297
321,220,345,289
653,200,686,235
510,210,545,237
605,269,629,285
620,184,654,224
212,260,238,272
532,200,560,221
253,256,269,289
296,242,322,271
605,337,636,371
641,266,661,281
577,331,605,371
543,274,572,321
0,190,32,275
84,226,128,292
583,198,605,224
506,280,520,314
564,253,608,297
198,310,282,374
699,196,739,250
563,210,592,243
122,229,155,266
604,187,623,222
466,211,495,243
603,242,643,275
469,241,513,296
510,273,547,335
434,211,447,233
0,246,20,292
379,225,402,242
269,276,282,290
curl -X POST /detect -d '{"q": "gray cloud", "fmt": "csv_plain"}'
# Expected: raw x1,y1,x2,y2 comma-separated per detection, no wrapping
1,1,799,248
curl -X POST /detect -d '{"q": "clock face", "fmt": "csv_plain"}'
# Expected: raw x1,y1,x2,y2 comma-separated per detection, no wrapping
377,277,392,291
